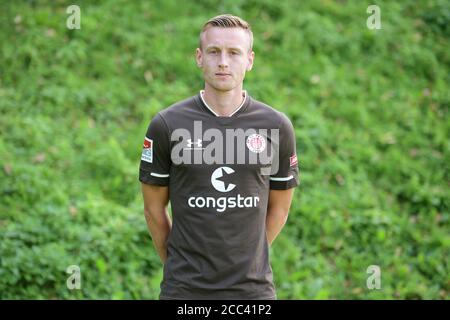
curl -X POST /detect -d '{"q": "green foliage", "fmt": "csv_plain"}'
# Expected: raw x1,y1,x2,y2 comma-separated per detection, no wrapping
0,0,448,299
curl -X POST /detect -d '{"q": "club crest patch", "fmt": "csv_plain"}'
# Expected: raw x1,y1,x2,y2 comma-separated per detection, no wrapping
246,134,266,153
141,137,153,163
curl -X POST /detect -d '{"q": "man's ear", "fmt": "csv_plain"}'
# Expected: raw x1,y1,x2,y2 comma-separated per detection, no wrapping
195,48,203,68
246,51,255,71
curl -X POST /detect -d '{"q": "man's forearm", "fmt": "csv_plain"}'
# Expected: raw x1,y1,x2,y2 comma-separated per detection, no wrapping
265,209,289,246
144,209,172,263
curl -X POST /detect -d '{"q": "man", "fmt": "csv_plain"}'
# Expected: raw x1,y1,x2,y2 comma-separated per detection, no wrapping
139,14,299,300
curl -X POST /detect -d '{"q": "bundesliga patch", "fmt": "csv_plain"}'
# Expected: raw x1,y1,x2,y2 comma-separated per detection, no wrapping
246,133,266,153
141,137,153,163
290,154,298,167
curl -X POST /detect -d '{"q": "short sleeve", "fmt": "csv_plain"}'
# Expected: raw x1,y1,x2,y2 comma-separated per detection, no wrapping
269,113,300,190
139,113,171,186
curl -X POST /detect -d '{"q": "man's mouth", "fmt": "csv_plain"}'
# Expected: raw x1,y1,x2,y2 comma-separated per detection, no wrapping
216,73,231,76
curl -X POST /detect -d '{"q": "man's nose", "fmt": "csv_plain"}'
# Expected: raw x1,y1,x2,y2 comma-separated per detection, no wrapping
218,52,229,68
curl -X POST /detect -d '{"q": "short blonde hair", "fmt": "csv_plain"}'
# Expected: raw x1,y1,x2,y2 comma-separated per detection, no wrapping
199,14,253,51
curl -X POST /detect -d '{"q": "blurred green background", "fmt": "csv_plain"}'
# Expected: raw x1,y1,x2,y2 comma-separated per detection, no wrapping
0,0,448,299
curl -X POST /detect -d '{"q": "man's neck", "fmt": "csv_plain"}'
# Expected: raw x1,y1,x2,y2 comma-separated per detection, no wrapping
202,85,245,117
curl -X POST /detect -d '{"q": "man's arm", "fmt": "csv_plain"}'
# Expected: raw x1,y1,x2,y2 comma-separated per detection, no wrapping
266,188,295,246
141,183,171,263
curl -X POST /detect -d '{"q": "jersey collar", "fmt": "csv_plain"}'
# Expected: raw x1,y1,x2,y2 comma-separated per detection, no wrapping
199,90,248,117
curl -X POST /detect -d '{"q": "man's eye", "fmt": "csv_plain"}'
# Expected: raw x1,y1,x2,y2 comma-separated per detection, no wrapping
231,51,239,55
210,50,218,54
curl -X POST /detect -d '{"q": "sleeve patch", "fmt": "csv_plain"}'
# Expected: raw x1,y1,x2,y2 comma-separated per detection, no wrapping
141,137,153,163
290,154,298,167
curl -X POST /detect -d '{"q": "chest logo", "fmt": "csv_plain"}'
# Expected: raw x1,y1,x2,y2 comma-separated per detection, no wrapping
211,166,236,192
246,133,266,153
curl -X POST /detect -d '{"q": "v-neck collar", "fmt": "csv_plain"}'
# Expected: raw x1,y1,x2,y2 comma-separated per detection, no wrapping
198,90,249,118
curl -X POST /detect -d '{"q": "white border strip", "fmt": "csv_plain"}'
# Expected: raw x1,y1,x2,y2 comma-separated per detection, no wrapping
200,90,247,117
151,172,170,178
270,175,294,181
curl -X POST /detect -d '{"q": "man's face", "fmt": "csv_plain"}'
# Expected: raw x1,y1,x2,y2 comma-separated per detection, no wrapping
196,27,254,92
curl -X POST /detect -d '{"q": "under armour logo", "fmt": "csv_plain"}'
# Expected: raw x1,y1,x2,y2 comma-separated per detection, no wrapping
211,167,236,193
186,139,203,148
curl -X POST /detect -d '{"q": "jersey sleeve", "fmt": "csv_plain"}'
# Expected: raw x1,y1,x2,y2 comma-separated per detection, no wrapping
269,112,300,190
139,113,171,186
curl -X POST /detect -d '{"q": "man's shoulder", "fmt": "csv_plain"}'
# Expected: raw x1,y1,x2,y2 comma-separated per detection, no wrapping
158,95,198,118
248,96,290,128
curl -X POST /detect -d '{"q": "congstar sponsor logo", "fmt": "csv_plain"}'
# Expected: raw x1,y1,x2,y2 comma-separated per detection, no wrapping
188,166,260,213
